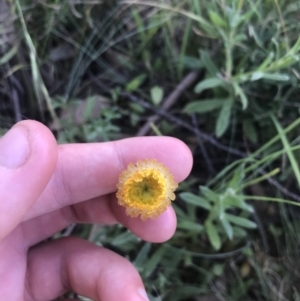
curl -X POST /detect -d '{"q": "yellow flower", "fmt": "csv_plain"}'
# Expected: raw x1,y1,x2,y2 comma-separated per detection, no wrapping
116,159,178,220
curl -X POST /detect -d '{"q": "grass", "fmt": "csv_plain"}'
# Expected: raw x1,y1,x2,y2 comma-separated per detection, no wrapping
1,0,300,300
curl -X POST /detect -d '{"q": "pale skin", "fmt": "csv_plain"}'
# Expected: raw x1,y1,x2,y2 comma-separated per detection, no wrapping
0,120,193,301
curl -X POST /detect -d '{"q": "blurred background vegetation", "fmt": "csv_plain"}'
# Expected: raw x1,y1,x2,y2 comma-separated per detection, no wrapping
1,0,300,300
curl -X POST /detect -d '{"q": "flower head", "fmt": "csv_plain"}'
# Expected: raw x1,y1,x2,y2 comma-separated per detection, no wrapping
116,159,178,220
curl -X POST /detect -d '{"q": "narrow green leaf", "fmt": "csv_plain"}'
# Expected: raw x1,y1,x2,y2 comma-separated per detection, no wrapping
150,86,164,105
208,10,227,28
220,216,233,240
200,186,219,203
289,36,300,55
183,99,226,114
134,242,151,266
129,103,145,113
145,245,166,277
243,120,258,143
224,195,254,213
273,55,299,70
250,71,264,81
149,122,162,136
242,168,280,189
200,50,218,76
257,52,274,70
131,8,146,40
212,263,225,276
234,34,247,42
228,165,245,188
251,72,290,81
271,115,300,187
165,285,207,300
232,226,247,238
194,77,226,94
0,45,18,65
178,16,193,77
173,203,187,218
215,99,233,137
15,0,60,127
262,73,290,81
248,25,263,48
232,82,248,110
245,195,300,208
177,220,204,233
179,55,203,69
179,192,211,210
226,214,257,229
83,96,97,121
205,220,221,250
126,74,147,92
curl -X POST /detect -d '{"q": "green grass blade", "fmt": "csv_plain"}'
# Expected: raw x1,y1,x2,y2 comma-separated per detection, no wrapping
271,114,300,187
245,195,300,207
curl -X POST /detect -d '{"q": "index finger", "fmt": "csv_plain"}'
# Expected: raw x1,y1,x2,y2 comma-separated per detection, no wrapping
25,136,193,221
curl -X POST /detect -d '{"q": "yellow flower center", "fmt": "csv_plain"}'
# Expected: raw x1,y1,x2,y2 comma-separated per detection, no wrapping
126,171,166,206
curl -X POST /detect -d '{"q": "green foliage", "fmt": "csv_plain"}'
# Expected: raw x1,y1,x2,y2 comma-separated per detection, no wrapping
150,86,164,105
2,0,300,300
180,172,256,251
52,96,122,143
178,0,300,137
126,74,148,92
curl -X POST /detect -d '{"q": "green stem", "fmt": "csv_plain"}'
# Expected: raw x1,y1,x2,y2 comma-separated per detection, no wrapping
245,195,300,207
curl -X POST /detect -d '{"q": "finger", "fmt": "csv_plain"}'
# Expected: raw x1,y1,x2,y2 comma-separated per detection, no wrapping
25,136,192,220
21,194,175,247
112,198,177,242
21,195,117,247
0,232,27,300
25,237,150,301
0,120,57,239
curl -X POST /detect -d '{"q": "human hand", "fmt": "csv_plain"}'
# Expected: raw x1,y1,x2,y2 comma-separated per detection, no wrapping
0,120,192,301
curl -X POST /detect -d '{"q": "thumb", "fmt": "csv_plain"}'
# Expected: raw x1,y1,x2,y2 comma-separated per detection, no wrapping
0,120,57,240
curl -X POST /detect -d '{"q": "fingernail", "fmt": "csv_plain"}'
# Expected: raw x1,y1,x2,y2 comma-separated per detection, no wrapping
0,126,30,168
138,287,150,301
